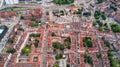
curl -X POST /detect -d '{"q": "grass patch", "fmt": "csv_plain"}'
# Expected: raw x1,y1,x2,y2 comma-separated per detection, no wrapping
21,44,31,54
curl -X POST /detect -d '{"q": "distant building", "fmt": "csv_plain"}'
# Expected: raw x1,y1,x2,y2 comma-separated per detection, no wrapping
0,0,19,9
19,0,53,3
0,25,8,41
19,0,42,3
21,8,42,20
46,0,53,3
0,11,16,21
0,54,9,67
0,0,19,5
5,0,19,5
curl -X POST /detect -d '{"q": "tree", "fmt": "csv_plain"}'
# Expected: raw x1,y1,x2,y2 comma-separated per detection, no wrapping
83,37,93,47
31,16,36,21
29,33,40,37
107,50,113,57
104,40,110,48
59,44,65,50
96,53,102,58
93,21,97,26
66,44,70,49
83,12,91,17
60,10,64,15
53,62,59,67
74,9,82,15
9,38,14,43
29,23,38,27
0,21,1,24
53,0,74,5
34,39,39,48
20,16,24,19
84,53,93,65
18,27,24,31
111,24,120,32
67,64,70,67
51,32,56,36
55,54,63,60
97,21,103,26
64,37,71,43
110,5,117,11
104,23,107,27
101,14,106,20
98,27,103,31
94,10,101,19
6,48,16,53
52,41,61,49
64,37,71,49
97,0,103,4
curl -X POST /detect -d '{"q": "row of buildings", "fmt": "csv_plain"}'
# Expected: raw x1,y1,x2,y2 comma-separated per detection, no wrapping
0,0,53,5
0,0,53,9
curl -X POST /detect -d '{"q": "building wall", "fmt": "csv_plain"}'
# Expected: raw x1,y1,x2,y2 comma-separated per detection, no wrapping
19,0,42,2
5,0,19,4
0,25,8,41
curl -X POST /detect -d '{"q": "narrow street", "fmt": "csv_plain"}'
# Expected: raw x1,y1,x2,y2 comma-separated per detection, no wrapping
94,32,104,67
74,32,80,67
40,24,48,67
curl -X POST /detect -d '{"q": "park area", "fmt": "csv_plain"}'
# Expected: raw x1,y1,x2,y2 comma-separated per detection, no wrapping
21,33,40,54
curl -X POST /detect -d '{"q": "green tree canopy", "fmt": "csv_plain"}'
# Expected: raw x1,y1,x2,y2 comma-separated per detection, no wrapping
84,53,93,65
53,0,74,5
55,53,63,60
83,37,93,47
59,44,65,50
6,48,16,53
52,41,61,49
53,62,59,67
8,38,14,43
111,24,120,32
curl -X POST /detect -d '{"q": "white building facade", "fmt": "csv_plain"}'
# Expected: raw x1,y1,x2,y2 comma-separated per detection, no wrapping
5,0,19,4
